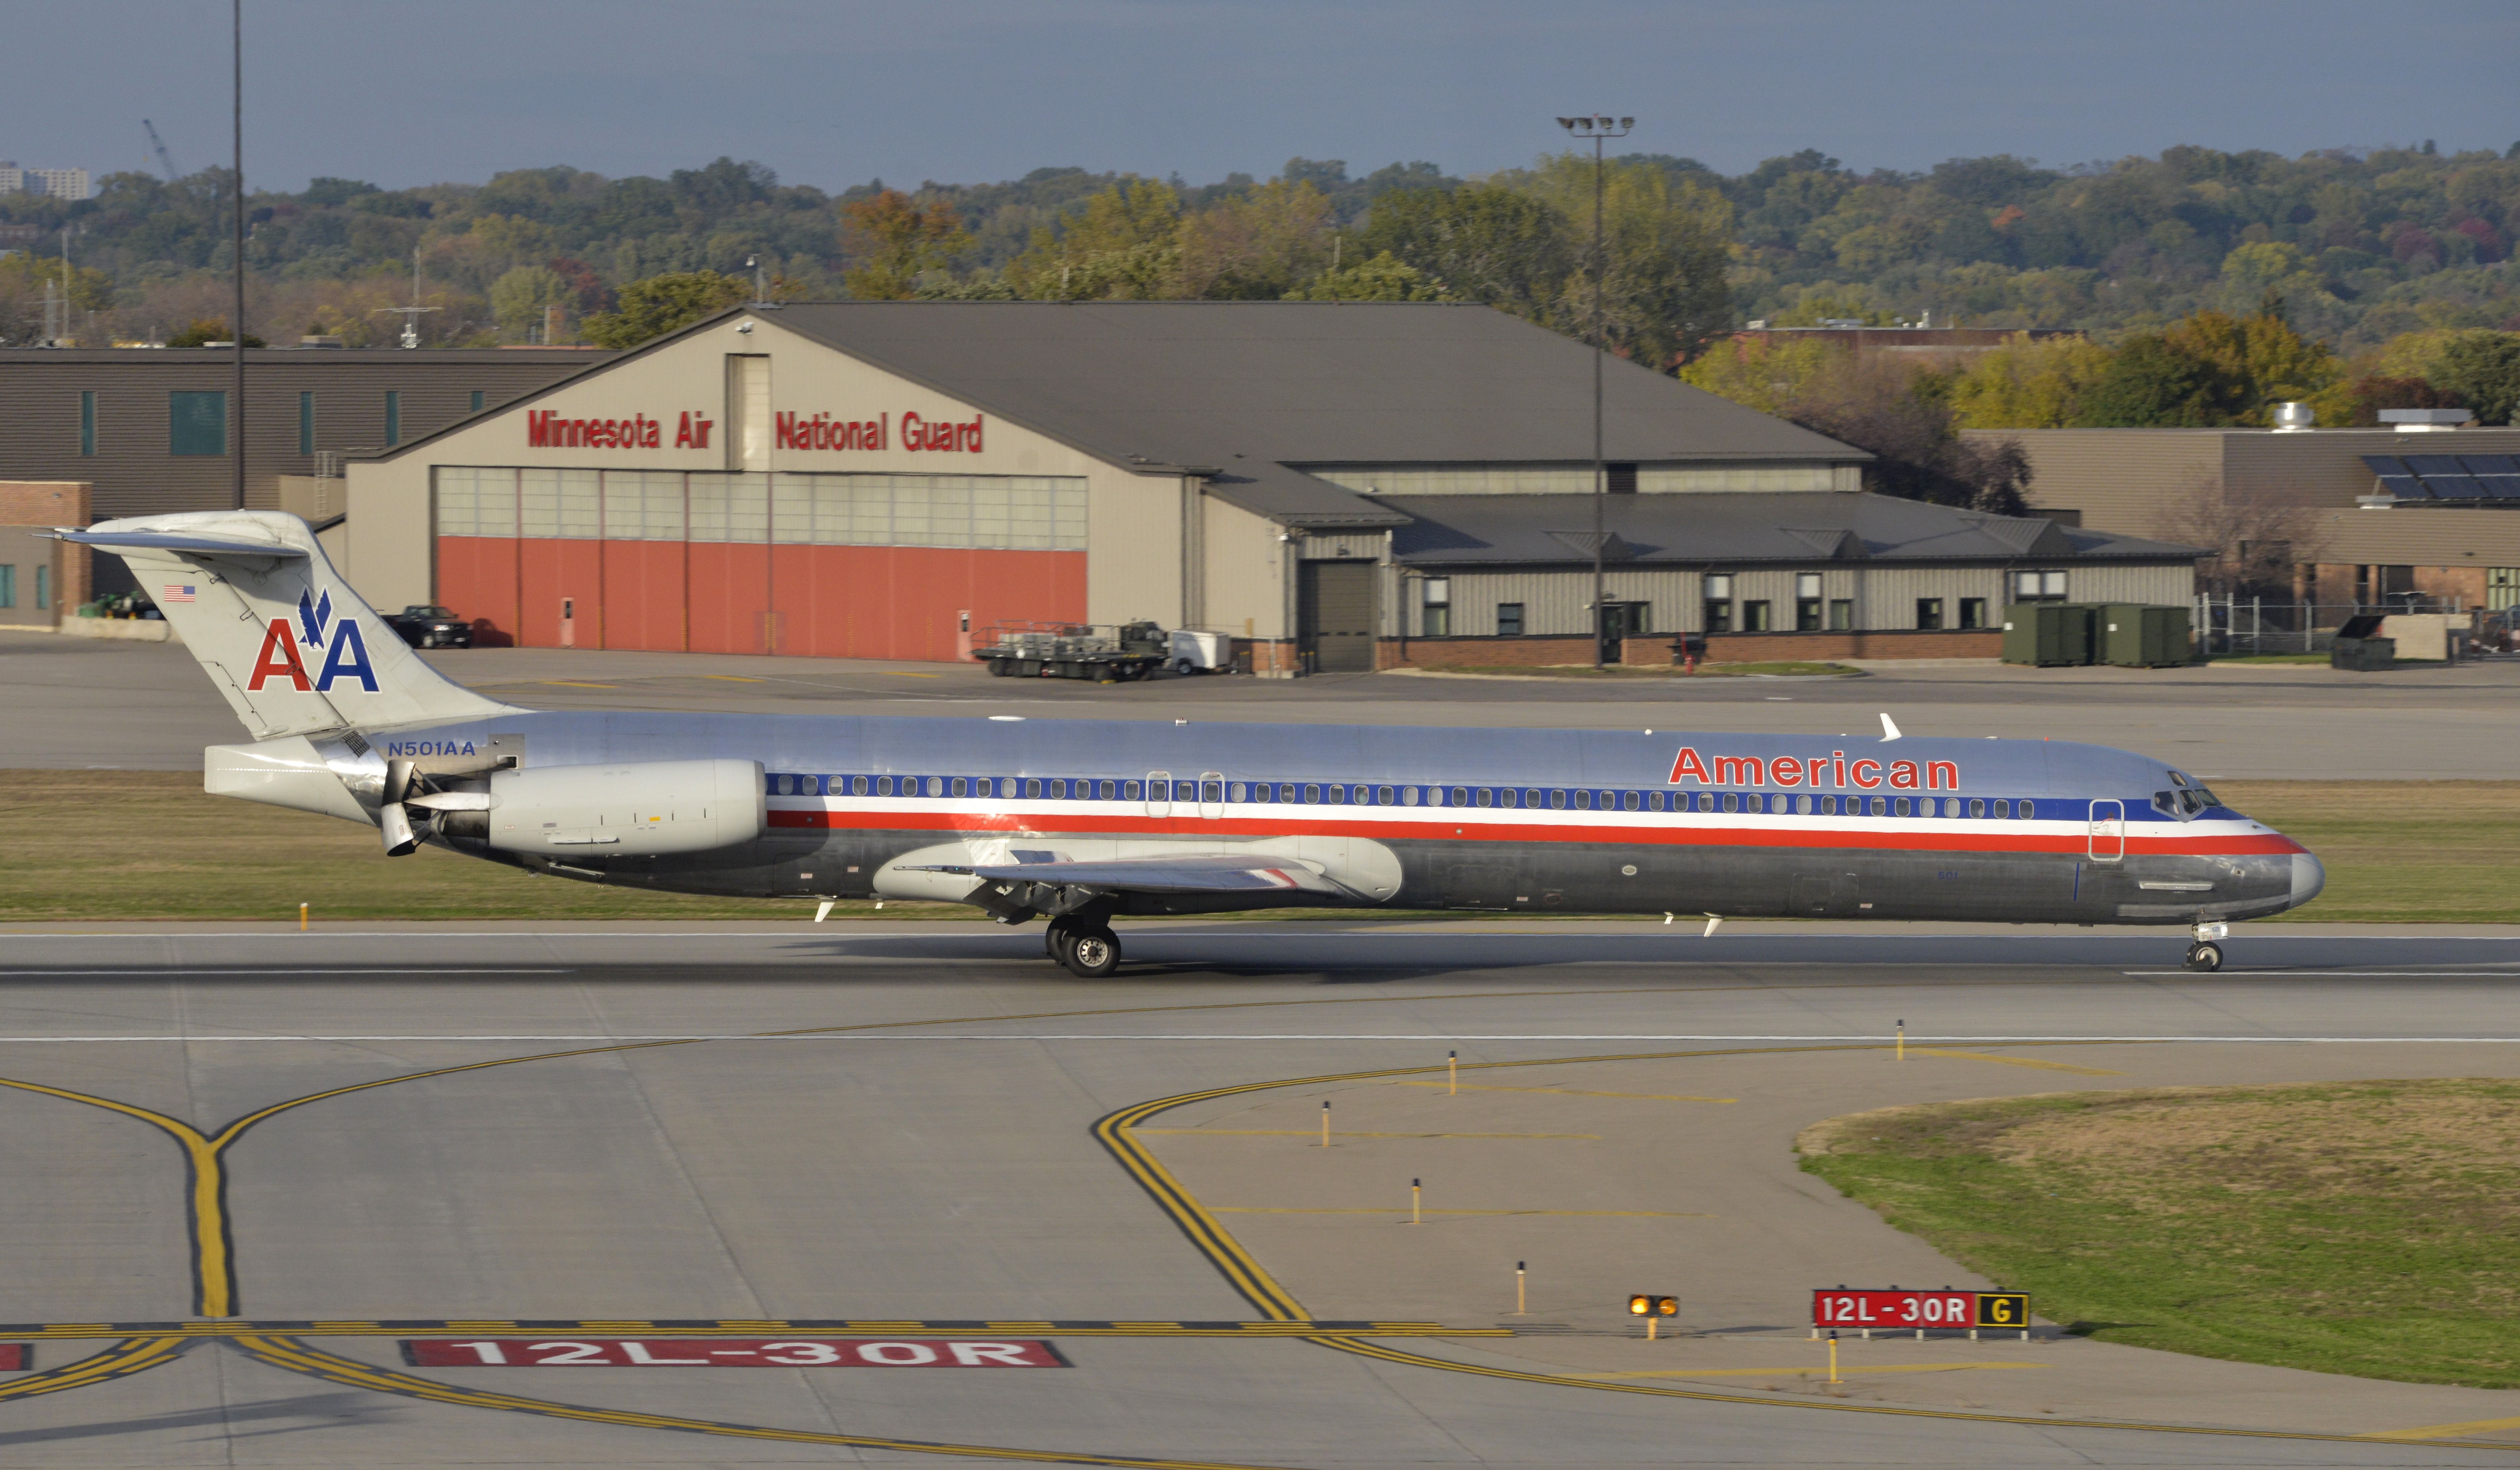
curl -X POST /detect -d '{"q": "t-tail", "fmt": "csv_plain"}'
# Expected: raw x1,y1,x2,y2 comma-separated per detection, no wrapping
58,510,514,740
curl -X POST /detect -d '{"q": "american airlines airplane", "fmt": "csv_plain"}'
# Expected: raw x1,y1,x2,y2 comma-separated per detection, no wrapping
69,512,2323,976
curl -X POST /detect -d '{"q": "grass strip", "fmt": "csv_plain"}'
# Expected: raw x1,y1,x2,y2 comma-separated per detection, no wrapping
0,772,2510,923
1800,1079,2520,1389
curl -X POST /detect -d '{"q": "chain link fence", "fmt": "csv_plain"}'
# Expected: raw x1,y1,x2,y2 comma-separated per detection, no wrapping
2194,595,2520,657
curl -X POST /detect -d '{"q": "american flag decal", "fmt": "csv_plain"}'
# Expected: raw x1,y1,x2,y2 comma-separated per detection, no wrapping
161,584,197,603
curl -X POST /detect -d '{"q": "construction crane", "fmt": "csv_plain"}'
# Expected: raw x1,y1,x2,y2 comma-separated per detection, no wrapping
142,119,182,182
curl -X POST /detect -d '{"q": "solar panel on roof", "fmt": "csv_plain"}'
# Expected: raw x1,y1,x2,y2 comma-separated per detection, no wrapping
2460,455,2520,475
2425,475,2488,499
2374,474,2428,499
2478,475,2520,500
2361,454,2410,475
2405,455,2469,476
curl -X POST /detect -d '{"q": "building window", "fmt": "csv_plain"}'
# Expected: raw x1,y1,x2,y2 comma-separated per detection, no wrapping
2489,569,2519,612
298,391,315,456
470,390,486,413
79,390,95,456
2013,570,2066,602
1916,598,1945,630
1421,576,1451,637
33,564,47,610
1703,573,1733,633
1741,599,1771,632
1828,598,1853,630
1604,601,1649,636
0,565,12,608
1495,602,1524,638
1606,462,1637,494
384,390,402,447
169,391,226,456
1795,572,1822,631
1959,597,1987,629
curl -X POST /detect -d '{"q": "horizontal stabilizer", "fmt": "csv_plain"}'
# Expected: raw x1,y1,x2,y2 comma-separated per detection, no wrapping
52,528,309,559
909,853,1342,895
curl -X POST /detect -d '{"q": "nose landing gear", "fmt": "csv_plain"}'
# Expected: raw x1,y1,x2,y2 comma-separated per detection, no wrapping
2183,920,2230,973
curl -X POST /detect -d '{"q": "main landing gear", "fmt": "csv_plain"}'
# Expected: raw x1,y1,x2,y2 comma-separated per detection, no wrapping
1045,915,1123,978
2183,920,2230,973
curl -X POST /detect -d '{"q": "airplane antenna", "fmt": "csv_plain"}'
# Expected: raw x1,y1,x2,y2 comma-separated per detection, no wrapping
1878,713,1903,742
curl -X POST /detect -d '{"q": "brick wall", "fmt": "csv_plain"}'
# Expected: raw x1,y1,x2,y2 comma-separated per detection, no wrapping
1378,629,2002,668
0,481,91,624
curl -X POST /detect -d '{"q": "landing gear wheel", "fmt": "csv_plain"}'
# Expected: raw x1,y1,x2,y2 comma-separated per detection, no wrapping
1045,919,1077,963
1063,929,1121,978
2184,940,2223,973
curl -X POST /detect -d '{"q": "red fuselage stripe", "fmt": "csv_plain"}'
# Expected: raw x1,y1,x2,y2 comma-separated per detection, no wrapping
764,808,2304,857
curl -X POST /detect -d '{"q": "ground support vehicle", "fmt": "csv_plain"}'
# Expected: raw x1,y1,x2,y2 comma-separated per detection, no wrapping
975,621,1166,682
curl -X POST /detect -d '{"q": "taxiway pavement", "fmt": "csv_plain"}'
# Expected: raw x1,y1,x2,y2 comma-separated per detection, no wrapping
2,923,2519,1466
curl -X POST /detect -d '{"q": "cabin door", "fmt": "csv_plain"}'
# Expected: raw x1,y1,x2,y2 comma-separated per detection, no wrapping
2087,799,2126,863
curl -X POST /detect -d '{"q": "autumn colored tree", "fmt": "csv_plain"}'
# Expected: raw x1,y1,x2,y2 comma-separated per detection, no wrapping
1946,332,2116,428
1174,180,1334,299
841,190,973,300
1005,181,1183,300
1281,250,1443,302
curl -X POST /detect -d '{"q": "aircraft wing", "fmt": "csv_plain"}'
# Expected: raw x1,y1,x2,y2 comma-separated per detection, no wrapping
908,854,1345,895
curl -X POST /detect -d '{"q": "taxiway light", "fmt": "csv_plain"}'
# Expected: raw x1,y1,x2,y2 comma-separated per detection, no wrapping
1628,1294,1677,1316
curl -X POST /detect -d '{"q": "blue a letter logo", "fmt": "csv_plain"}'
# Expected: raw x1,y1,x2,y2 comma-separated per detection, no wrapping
315,617,377,693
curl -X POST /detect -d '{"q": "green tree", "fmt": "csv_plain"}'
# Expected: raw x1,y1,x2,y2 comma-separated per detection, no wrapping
1513,152,1733,367
579,270,749,347
1676,333,1847,415
841,190,972,300
2435,333,2520,425
1005,181,1183,300
1281,250,1442,302
1357,182,1570,321
2073,334,2226,426
489,264,571,342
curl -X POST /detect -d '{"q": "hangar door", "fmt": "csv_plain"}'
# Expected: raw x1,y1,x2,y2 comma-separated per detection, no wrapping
1299,561,1378,673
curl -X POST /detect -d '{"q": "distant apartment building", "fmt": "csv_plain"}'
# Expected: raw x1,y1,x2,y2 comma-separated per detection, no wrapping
0,163,92,200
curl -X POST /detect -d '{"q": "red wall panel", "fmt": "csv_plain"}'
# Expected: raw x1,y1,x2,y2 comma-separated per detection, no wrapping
437,538,1085,661
432,536,521,646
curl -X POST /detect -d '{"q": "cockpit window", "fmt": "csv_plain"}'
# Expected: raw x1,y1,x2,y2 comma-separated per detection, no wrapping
2168,770,2190,788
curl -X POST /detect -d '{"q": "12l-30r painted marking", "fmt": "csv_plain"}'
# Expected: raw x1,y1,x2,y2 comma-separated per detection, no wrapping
1812,1291,2029,1330
400,1338,1066,1367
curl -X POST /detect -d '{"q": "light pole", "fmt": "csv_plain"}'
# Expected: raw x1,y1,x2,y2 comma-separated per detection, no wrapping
1558,114,1631,667
232,0,246,510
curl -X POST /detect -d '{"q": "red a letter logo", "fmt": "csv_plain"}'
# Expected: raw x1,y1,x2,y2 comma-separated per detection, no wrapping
246,618,312,691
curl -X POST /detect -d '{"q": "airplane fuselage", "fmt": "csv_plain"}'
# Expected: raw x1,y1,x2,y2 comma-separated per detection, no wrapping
301,710,2321,929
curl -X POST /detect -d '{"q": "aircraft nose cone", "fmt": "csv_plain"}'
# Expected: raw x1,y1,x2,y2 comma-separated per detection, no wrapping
2289,851,2326,909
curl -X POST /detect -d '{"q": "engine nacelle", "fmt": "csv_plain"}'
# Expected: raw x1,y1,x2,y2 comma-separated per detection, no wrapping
475,759,764,857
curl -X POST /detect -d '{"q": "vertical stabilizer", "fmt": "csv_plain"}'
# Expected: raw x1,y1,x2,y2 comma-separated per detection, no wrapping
60,511,518,738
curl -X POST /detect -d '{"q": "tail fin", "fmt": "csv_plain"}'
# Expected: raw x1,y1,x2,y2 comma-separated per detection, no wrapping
62,510,518,740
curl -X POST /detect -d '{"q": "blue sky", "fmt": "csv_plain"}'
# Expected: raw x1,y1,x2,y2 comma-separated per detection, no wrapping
9,0,2516,193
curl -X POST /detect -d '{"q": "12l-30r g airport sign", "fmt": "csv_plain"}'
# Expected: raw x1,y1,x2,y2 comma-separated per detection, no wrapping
1813,1290,2030,1330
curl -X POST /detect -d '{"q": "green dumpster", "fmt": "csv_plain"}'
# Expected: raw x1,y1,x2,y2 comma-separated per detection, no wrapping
2002,603,2095,666
2100,604,2192,667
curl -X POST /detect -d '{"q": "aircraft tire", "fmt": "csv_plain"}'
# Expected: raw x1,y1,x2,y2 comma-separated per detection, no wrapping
1046,919,1076,963
1063,929,1121,978
2184,941,2222,973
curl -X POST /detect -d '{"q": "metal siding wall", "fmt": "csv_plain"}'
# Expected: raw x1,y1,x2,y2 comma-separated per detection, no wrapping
1861,566,2006,628
2066,563,2196,604
1962,429,2225,538
0,353,606,519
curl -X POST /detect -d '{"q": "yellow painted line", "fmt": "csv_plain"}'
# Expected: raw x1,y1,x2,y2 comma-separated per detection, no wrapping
1584,1361,2047,1379
1907,1049,2122,1076
1210,1208,1710,1218
701,675,765,682
2361,1416,2520,1442
888,672,942,678
538,680,619,689
1135,1128,1599,1139
234,1335,1291,1469
0,1336,189,1401
1395,1081,1735,1103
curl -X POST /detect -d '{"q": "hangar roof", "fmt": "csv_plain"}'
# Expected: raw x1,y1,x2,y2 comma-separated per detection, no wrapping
1383,492,2205,566
762,302,1867,526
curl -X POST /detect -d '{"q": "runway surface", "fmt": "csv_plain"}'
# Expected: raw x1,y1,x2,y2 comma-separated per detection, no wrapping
8,630,2514,777
4,921,2520,1466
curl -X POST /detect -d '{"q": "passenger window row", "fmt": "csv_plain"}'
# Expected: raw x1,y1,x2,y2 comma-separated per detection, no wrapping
762,772,2043,820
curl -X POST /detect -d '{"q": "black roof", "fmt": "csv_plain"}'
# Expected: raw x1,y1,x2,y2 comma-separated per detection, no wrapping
1385,492,2204,566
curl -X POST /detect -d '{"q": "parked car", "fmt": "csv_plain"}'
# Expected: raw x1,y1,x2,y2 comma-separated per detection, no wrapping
387,605,474,648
